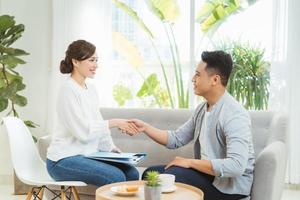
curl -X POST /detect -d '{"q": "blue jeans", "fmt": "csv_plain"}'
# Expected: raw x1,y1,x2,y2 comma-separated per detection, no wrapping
142,165,247,200
46,155,139,186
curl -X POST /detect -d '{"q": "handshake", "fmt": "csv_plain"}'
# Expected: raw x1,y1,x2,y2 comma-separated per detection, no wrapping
110,119,147,153
114,119,146,136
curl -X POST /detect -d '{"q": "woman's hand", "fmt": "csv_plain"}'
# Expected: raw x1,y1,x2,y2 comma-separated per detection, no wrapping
111,147,122,153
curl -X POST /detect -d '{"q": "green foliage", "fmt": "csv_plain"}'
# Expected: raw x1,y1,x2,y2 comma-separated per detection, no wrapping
196,0,258,34
113,84,133,106
145,171,161,187
220,40,270,110
0,15,38,136
196,0,241,34
136,73,170,107
112,0,258,108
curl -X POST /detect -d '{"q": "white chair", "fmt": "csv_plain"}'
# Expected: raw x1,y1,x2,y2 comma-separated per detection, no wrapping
3,116,87,200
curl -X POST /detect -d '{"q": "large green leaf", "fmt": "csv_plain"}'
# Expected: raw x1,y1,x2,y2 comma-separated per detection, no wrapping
14,78,26,91
0,69,22,83
0,78,25,99
1,24,24,46
11,94,27,107
112,0,154,38
5,24,24,38
137,73,160,97
146,0,180,22
196,0,241,33
0,15,15,34
0,84,17,99
0,44,29,56
0,98,8,112
195,1,216,21
0,55,26,68
113,84,133,106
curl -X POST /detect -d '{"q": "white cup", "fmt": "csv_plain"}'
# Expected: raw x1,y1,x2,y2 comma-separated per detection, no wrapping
158,174,175,190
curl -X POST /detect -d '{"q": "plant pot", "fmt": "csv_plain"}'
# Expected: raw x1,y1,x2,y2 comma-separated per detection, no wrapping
144,185,161,200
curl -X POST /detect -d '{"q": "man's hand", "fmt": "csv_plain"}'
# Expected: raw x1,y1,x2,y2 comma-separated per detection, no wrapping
165,156,191,169
129,119,147,132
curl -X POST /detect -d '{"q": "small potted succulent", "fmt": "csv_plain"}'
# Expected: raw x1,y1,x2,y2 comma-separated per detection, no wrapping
144,171,161,200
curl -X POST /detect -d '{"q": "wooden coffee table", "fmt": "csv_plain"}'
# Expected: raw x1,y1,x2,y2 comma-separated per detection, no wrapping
96,180,204,200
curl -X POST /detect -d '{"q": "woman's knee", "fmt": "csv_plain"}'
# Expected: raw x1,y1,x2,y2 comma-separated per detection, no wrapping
81,168,127,186
126,167,139,181
98,171,126,184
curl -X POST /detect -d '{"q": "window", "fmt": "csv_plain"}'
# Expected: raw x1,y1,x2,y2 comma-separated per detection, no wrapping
92,0,274,109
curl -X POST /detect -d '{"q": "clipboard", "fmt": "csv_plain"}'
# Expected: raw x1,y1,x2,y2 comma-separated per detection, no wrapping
86,152,147,165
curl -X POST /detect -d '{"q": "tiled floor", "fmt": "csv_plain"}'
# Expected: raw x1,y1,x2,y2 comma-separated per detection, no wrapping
1,184,300,200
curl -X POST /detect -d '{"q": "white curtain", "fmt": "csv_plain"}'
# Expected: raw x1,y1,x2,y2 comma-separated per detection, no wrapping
46,0,112,134
269,0,300,184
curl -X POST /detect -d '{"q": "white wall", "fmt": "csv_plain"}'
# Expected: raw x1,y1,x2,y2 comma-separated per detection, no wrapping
0,0,51,183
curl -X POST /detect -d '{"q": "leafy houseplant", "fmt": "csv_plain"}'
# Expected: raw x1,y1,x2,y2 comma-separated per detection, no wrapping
220,40,270,110
0,15,38,130
144,171,161,200
112,0,257,108
0,15,37,133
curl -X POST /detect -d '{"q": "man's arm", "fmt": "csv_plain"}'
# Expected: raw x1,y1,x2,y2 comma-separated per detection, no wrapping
130,115,196,148
189,159,215,176
210,112,252,177
129,119,168,145
165,156,215,176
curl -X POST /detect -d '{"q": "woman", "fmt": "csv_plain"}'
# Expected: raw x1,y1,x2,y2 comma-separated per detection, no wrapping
46,40,139,186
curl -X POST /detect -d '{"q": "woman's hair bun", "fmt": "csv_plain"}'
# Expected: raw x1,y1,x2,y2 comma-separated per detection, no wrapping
60,59,73,74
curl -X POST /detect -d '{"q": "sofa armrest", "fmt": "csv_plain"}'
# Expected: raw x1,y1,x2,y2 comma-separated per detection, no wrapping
37,135,52,161
267,113,288,145
251,141,286,200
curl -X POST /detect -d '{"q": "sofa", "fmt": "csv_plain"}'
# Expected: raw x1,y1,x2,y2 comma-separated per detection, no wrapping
37,108,288,200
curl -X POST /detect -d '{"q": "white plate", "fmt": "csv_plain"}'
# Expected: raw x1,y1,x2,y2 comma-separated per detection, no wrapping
162,185,177,193
110,185,139,196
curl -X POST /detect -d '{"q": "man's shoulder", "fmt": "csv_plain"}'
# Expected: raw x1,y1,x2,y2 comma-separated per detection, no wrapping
224,92,247,112
220,93,250,122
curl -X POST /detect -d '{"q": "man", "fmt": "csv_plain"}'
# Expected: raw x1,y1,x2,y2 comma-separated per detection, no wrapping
130,51,255,200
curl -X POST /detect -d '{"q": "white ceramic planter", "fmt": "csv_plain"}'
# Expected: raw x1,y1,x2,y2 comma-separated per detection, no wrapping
144,185,161,200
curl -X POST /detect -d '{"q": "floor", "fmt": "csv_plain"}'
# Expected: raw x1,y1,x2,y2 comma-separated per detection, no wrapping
1,184,300,200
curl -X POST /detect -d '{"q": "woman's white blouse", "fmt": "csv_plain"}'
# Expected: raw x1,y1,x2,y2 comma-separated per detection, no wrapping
47,77,115,161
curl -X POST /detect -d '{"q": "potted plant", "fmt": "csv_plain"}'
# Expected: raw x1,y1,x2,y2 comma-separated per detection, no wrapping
144,171,161,200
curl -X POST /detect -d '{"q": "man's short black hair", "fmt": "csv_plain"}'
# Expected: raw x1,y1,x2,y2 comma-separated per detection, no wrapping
201,50,233,86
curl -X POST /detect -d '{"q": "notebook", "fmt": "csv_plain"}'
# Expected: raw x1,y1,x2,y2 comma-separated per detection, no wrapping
86,152,147,165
